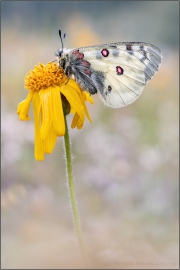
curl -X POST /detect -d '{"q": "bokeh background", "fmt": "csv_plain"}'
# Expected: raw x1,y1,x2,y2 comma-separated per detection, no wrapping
1,1,179,269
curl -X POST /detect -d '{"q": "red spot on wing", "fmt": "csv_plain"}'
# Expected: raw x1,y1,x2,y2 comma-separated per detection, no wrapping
72,50,79,55
72,50,84,59
82,60,90,68
101,48,109,57
116,66,123,75
84,69,91,75
78,53,84,59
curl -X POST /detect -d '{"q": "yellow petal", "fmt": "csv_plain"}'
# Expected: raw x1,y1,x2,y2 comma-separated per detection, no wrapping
60,84,85,124
43,124,57,154
32,92,44,161
82,91,94,104
71,113,80,129
67,79,82,95
51,86,65,136
76,117,84,129
81,98,92,123
17,91,34,121
32,91,58,160
71,113,84,129
39,88,53,140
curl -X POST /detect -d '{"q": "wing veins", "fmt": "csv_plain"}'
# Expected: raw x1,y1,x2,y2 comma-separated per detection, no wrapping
103,60,143,72
106,74,126,105
138,50,160,70
132,52,157,76
108,71,139,96
108,66,145,84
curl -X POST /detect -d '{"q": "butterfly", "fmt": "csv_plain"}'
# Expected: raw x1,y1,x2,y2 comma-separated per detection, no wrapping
55,30,163,108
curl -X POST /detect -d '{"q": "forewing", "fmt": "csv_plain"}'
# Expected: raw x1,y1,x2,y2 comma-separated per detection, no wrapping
76,42,162,108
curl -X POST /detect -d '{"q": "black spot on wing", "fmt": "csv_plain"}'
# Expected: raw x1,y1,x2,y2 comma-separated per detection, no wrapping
109,45,117,48
96,52,103,60
112,49,119,57
139,45,144,50
108,85,112,92
127,51,134,56
126,45,132,50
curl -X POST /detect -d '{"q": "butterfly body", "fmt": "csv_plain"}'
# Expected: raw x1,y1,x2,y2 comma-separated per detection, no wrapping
55,40,163,108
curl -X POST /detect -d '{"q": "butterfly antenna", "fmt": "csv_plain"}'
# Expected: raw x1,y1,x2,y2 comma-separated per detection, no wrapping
63,33,66,46
59,30,64,50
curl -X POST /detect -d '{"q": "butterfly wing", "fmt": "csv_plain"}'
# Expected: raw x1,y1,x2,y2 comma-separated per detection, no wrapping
64,42,162,108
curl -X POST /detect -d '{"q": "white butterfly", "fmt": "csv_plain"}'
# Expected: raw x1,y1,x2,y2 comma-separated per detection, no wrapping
55,30,163,108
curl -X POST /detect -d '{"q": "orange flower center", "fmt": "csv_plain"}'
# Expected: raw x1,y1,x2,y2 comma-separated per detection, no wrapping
24,62,67,91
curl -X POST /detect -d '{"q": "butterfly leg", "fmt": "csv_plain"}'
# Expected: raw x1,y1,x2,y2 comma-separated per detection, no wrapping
65,65,73,77
65,78,69,85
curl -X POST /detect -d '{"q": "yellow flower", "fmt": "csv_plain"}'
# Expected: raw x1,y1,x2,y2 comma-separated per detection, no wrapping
17,63,94,161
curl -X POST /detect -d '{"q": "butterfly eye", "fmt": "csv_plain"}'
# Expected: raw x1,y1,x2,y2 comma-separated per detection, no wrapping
58,51,63,57
54,49,62,58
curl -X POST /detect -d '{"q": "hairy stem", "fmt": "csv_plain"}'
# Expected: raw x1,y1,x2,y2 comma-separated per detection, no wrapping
63,116,88,265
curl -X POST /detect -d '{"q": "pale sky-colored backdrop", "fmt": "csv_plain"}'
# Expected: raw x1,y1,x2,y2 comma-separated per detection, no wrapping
1,1,179,269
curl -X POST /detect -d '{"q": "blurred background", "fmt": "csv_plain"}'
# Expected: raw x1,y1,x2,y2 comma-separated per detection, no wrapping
1,1,179,269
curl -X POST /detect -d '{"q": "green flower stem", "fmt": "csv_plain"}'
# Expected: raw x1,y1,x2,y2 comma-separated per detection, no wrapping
63,116,88,265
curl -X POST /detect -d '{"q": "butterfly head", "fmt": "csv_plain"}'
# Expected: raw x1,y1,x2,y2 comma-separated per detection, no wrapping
54,48,64,59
